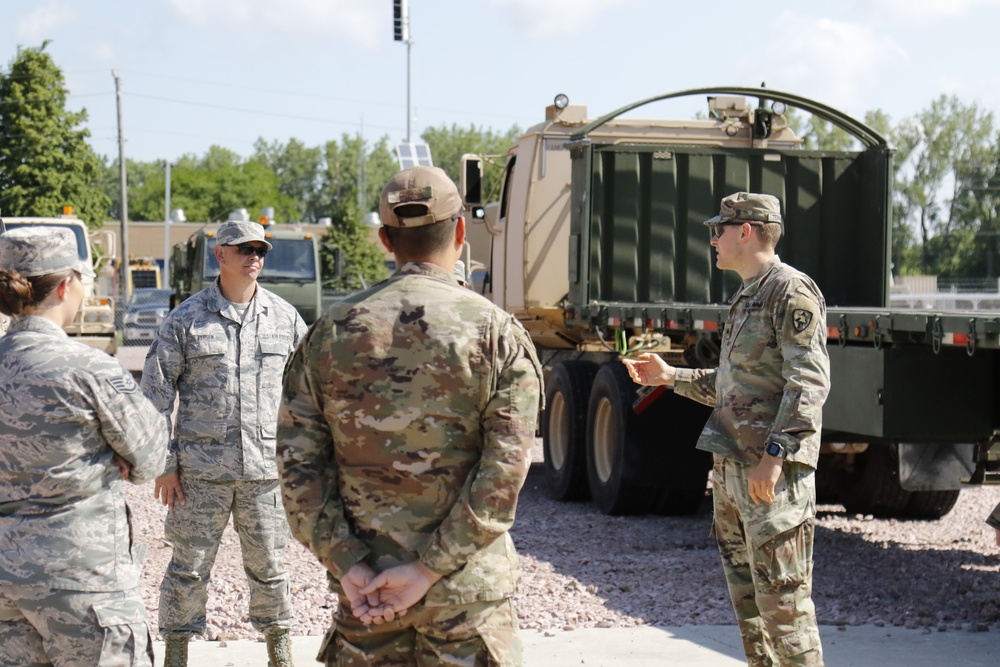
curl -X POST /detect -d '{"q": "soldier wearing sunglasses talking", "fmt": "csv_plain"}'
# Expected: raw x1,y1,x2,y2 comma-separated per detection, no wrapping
141,220,306,666
624,193,830,667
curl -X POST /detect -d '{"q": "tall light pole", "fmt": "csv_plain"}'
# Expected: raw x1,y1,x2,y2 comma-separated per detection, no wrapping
113,71,129,297
393,0,411,142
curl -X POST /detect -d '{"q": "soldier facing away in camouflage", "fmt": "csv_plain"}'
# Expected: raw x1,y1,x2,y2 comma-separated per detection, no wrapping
0,227,168,667
278,166,543,666
623,193,830,667
141,220,307,667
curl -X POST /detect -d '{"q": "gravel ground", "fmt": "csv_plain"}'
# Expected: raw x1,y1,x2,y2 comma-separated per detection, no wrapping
123,441,1000,641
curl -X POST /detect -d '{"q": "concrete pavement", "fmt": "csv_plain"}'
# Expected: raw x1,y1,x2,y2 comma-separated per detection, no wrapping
153,624,1000,666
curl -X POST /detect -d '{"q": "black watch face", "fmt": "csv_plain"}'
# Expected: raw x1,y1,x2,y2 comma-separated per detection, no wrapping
767,442,782,457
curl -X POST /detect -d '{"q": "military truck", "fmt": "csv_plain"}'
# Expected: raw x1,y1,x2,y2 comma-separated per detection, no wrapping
459,87,1000,519
127,257,161,295
0,211,117,354
170,224,323,324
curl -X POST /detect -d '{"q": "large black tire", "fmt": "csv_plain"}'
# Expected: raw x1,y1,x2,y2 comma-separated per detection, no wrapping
838,443,912,517
652,486,708,516
904,490,961,519
541,360,597,501
645,392,712,516
814,454,842,505
586,363,657,516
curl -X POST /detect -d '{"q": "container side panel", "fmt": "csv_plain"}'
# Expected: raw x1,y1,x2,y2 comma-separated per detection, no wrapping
610,151,641,302
647,154,677,302
685,153,715,303
575,143,890,310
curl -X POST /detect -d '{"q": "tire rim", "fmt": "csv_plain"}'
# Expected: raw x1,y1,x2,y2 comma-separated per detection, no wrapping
593,397,616,483
548,392,568,470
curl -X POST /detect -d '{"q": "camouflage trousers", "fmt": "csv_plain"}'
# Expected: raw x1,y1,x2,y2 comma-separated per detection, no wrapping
712,455,824,667
0,584,153,667
319,595,521,666
159,478,293,637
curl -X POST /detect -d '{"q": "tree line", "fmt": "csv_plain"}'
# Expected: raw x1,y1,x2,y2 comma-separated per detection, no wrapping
3,43,999,285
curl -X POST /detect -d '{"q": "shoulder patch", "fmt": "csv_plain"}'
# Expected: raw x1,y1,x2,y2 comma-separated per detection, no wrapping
107,373,138,394
792,309,813,332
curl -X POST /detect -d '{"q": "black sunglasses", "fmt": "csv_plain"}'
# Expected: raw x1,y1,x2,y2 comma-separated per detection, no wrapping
234,243,268,258
708,220,763,238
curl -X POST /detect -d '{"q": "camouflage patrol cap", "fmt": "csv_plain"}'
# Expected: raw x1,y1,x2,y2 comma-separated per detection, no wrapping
0,227,96,278
379,166,463,228
215,220,272,249
705,192,783,226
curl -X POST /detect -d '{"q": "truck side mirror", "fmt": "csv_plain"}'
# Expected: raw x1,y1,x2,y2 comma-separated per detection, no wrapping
460,154,484,206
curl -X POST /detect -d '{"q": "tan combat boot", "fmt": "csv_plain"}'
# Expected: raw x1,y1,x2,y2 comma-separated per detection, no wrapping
265,628,294,667
162,635,189,667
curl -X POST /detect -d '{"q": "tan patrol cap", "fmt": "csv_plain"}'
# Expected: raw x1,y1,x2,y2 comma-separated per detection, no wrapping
704,192,783,226
0,227,96,278
379,166,463,228
215,220,272,249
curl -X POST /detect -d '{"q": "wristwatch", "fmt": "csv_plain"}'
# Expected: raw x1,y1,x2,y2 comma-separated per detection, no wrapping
764,441,788,459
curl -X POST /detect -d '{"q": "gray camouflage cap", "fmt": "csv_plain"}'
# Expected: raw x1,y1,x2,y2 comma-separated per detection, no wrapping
705,192,783,225
215,220,272,249
0,227,96,278
379,166,463,228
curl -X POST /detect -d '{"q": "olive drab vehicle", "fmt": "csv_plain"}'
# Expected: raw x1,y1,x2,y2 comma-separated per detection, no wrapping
170,224,323,324
459,87,1000,520
0,211,117,354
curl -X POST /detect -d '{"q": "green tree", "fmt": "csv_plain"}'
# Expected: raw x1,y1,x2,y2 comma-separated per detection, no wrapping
252,137,322,222
166,146,294,223
950,134,1000,278
313,134,395,289
893,96,994,274
0,42,110,227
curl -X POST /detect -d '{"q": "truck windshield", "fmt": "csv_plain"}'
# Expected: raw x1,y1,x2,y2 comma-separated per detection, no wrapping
3,222,87,260
203,237,316,281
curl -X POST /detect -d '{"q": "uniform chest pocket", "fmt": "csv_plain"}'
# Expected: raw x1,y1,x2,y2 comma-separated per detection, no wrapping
259,340,291,357
188,337,229,359
724,308,775,363
185,337,230,389
259,339,292,389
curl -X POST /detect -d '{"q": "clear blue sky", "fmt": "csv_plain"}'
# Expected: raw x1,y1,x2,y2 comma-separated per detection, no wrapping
2,0,999,165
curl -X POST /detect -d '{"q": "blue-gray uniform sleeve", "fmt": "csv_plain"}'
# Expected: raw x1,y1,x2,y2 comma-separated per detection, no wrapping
92,360,169,484
768,288,830,460
673,367,717,407
277,326,371,580
140,314,186,474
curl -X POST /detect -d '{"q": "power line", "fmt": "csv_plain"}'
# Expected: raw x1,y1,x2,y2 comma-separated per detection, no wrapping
125,92,404,132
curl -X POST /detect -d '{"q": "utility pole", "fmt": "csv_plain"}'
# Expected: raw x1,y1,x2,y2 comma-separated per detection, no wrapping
163,161,171,286
113,71,129,298
393,0,411,142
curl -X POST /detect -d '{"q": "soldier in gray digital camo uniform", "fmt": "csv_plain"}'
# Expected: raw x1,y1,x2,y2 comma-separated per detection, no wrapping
278,166,543,667
624,193,830,667
141,220,307,667
0,227,168,667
